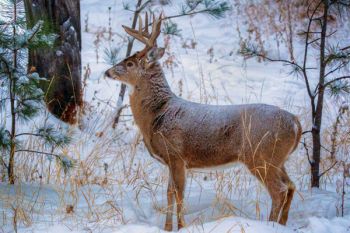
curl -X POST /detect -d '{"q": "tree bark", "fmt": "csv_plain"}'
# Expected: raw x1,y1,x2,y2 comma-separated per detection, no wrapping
310,1,328,188
24,0,82,124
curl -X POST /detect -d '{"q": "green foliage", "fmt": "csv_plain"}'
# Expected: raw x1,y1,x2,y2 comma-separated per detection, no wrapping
202,0,231,18
104,47,120,65
181,0,231,19
328,80,350,98
56,154,76,174
238,41,260,58
325,45,350,68
37,124,72,148
122,2,130,11
0,127,11,151
163,20,181,36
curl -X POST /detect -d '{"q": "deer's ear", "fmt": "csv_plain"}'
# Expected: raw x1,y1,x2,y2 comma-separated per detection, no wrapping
147,47,165,62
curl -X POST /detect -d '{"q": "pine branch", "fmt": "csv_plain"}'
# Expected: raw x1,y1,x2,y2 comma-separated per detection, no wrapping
163,9,219,21
15,149,75,172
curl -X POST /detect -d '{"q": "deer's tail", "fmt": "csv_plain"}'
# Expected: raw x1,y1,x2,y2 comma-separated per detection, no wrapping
290,116,302,155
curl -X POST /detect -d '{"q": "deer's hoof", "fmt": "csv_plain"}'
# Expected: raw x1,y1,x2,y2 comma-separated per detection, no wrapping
164,223,172,232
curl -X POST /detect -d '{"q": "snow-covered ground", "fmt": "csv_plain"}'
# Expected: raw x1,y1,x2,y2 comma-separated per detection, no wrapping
1,0,349,232
1,180,350,233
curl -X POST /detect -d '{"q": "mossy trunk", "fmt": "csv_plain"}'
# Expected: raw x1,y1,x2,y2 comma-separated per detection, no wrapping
24,0,82,124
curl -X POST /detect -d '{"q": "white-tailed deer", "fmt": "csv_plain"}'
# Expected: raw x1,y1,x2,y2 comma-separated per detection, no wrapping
105,13,302,231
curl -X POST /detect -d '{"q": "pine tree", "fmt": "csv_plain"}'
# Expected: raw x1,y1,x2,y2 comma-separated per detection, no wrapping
0,0,74,184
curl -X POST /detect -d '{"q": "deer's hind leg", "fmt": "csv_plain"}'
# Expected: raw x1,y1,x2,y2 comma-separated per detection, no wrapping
164,173,175,231
170,160,186,230
248,164,290,225
164,168,175,231
279,166,295,225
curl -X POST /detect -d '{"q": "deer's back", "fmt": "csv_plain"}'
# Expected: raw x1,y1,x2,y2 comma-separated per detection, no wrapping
149,98,300,168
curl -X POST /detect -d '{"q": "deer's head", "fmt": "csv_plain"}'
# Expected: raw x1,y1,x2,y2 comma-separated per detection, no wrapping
105,13,165,86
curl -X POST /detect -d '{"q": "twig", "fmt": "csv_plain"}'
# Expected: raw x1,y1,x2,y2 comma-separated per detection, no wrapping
112,104,129,129
302,130,312,135
0,156,9,169
301,138,312,165
15,149,62,159
15,133,43,138
323,76,350,88
319,161,338,178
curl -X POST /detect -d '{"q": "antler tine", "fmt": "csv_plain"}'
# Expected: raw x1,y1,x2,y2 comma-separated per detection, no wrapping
123,13,162,57
138,15,143,34
148,13,162,46
122,25,147,45
144,12,149,35
152,13,156,26
122,13,149,46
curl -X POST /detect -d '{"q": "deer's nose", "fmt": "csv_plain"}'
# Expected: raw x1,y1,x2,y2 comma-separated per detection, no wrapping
105,70,110,78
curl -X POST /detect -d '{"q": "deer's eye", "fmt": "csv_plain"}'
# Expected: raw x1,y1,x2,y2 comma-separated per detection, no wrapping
126,61,134,67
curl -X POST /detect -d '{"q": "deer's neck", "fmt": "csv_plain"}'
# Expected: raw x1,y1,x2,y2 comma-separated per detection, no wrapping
129,64,174,138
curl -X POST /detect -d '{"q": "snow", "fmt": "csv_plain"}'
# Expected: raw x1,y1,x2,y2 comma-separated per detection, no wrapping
1,0,350,233
1,181,349,233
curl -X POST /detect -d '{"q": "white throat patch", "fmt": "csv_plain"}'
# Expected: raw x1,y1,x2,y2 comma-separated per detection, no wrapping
126,84,134,95
119,81,135,95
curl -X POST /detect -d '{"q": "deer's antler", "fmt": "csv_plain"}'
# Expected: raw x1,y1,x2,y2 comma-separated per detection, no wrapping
122,12,163,57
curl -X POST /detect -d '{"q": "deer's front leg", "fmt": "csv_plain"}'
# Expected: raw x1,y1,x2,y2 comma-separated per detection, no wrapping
164,173,175,231
171,161,186,230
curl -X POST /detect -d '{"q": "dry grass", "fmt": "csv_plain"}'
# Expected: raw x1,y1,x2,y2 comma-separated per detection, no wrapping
1,86,349,232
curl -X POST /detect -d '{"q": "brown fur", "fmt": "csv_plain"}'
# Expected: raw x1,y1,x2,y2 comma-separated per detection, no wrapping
105,59,301,230
105,16,302,231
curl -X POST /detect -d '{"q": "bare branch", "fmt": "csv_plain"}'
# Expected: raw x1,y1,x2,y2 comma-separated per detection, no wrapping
319,161,338,178
0,156,8,169
324,76,350,88
251,53,303,70
112,104,129,129
308,37,321,45
15,149,62,159
325,63,347,78
301,138,312,166
15,133,43,137
302,130,312,135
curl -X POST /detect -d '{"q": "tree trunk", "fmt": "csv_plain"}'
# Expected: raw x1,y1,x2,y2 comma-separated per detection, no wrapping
24,0,82,124
8,0,18,185
311,129,321,187
8,73,16,184
310,2,328,188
